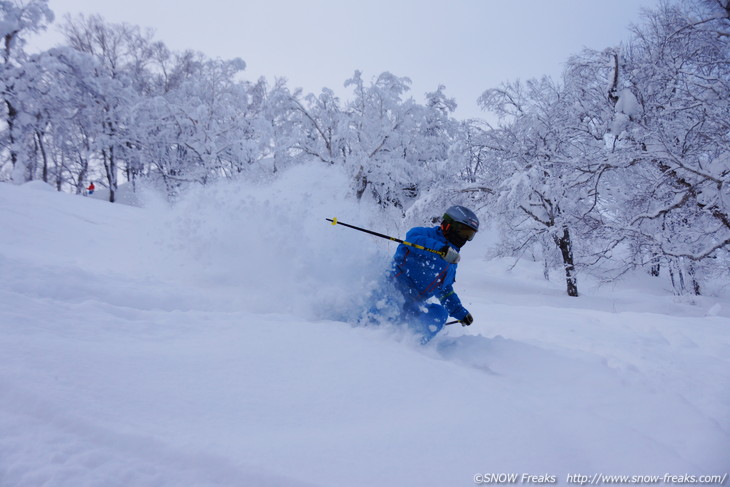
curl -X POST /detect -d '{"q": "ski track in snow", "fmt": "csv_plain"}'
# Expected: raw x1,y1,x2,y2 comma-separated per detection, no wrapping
1,176,729,487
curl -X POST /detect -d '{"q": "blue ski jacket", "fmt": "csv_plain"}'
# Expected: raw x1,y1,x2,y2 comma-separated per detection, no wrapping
389,226,469,321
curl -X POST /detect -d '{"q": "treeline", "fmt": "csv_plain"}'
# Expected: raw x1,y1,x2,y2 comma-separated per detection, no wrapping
2,0,728,297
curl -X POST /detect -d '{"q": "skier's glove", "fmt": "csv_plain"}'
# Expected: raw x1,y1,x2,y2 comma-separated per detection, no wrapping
460,313,474,326
440,246,460,264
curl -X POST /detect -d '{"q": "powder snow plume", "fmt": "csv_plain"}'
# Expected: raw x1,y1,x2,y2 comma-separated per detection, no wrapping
159,164,391,320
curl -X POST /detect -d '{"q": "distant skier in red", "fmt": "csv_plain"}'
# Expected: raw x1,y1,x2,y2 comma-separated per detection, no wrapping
87,182,95,195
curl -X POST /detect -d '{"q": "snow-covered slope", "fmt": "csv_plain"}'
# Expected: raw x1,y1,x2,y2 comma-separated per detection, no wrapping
1,171,729,487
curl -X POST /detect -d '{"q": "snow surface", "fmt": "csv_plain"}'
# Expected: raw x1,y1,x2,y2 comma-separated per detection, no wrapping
1,167,729,487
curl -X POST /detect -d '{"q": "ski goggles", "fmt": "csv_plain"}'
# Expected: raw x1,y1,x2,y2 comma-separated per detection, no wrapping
452,221,477,241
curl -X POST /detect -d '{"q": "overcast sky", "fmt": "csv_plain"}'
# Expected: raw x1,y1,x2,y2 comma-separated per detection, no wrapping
29,0,661,120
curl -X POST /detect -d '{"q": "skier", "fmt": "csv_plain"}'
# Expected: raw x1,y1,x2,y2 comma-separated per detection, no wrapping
87,182,95,195
379,205,478,343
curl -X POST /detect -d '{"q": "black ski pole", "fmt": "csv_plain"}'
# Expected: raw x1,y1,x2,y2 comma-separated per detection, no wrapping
326,217,446,257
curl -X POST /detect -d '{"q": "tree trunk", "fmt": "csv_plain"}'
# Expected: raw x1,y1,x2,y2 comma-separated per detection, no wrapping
687,263,701,296
5,100,18,170
553,226,579,297
102,146,117,203
35,130,49,183
354,165,368,201
649,252,661,277
669,258,701,296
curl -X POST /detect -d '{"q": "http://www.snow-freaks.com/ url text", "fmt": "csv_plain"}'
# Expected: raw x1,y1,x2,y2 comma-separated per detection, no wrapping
473,473,728,486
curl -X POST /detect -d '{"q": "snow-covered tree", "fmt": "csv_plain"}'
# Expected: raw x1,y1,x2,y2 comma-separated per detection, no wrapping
145,57,247,184
285,85,348,171
471,0,729,296
565,1,730,294
58,14,158,201
342,71,417,209
0,0,53,182
620,1,729,294
478,76,612,297
341,71,463,213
